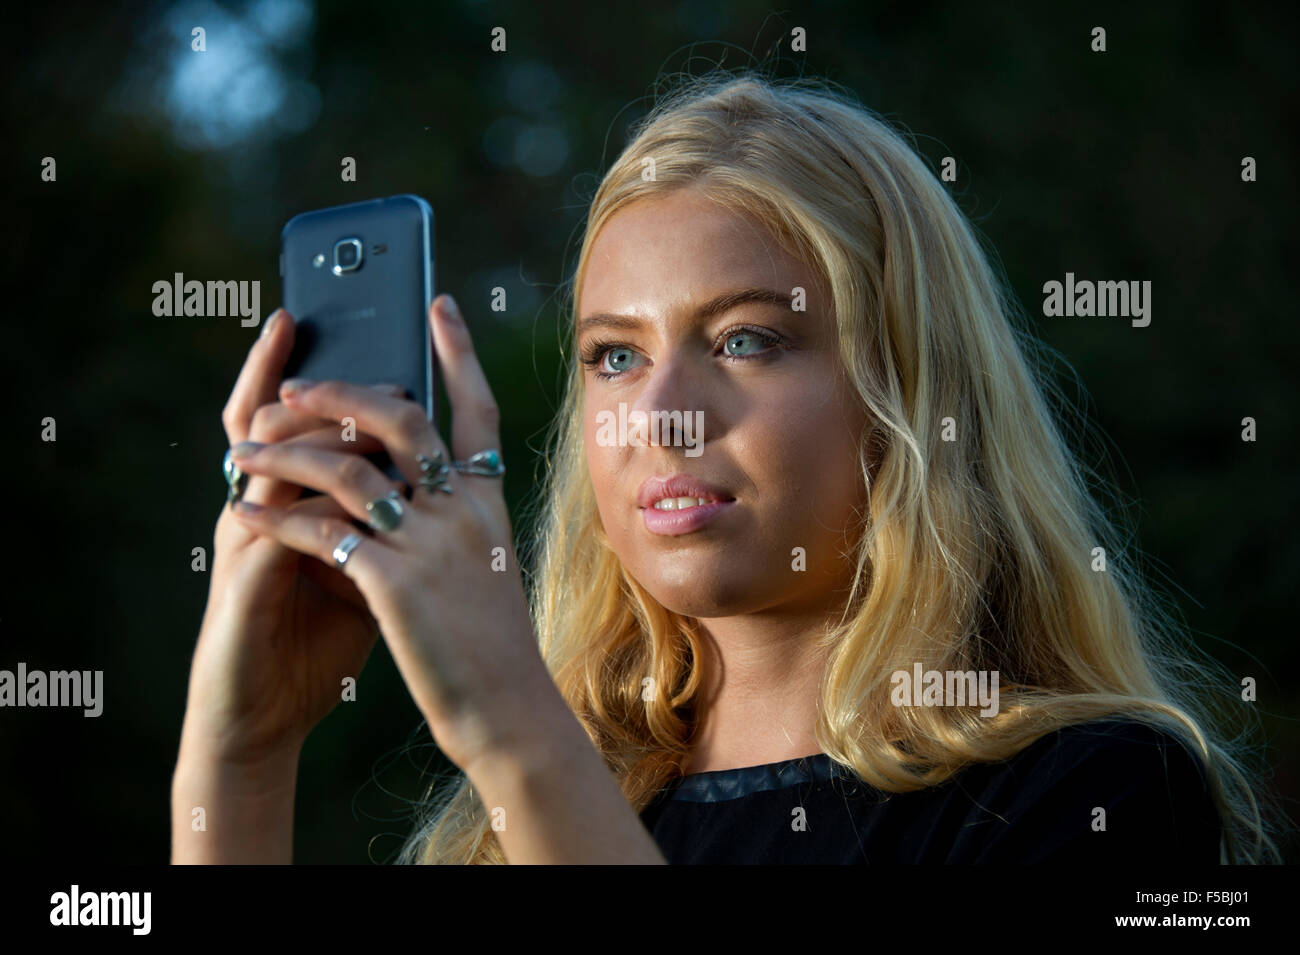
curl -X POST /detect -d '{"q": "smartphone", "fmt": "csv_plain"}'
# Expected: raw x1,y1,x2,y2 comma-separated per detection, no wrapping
279,194,436,486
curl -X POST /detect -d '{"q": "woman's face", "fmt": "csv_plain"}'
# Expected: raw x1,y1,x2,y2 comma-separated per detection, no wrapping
577,186,869,619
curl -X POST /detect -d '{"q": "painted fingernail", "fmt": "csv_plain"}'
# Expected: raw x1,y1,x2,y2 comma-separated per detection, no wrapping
231,441,263,458
235,501,264,514
281,378,314,397
260,309,283,338
440,295,463,324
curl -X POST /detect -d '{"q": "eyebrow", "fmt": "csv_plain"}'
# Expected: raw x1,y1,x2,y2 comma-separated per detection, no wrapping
576,287,796,337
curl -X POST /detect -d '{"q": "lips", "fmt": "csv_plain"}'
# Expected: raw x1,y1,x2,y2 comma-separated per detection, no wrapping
636,473,736,510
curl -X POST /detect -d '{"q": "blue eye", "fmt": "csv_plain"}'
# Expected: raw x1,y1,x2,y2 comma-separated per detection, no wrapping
597,346,644,376
722,330,770,357
579,325,784,381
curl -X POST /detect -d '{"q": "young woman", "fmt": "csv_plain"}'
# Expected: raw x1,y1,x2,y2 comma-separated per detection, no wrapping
172,69,1279,864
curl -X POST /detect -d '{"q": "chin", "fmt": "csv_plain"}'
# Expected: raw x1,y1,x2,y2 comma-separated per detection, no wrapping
633,570,770,619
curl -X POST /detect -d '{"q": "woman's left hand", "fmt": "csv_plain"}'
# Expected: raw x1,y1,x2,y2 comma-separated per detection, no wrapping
227,294,553,774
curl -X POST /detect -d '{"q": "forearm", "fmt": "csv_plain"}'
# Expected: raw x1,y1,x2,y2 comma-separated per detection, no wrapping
464,700,667,865
170,742,300,864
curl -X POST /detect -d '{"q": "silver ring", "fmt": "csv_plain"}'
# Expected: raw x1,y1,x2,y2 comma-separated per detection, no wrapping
452,449,505,478
365,490,405,531
416,450,454,495
332,533,364,567
223,449,248,509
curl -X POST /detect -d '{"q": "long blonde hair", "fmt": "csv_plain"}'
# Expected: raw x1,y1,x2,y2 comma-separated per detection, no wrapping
397,68,1280,864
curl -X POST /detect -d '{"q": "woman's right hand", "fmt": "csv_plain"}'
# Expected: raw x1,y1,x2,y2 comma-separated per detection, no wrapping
179,308,405,768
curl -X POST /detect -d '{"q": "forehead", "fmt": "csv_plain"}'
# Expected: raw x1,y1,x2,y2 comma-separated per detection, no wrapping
578,188,813,319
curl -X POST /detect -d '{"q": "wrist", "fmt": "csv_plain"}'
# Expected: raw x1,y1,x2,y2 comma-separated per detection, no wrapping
173,744,300,789
450,670,591,784
171,743,300,865
173,726,303,798
450,688,662,864
176,706,306,768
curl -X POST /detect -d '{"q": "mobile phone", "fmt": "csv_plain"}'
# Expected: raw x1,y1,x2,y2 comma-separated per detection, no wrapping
279,194,436,487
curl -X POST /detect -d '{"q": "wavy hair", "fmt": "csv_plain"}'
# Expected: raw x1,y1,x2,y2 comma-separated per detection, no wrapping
396,68,1281,864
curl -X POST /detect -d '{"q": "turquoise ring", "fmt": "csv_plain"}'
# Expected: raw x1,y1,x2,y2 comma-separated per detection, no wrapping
453,449,505,477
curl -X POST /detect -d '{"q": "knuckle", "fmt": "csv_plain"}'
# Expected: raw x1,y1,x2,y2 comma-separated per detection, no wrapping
396,403,430,440
476,398,501,427
315,517,346,551
220,402,241,438
248,404,279,441
335,453,372,488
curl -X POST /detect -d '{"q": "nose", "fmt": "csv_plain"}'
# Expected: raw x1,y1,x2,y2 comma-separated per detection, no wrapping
628,350,700,448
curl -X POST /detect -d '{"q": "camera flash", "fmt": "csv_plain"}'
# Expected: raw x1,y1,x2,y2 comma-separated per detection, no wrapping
312,254,325,268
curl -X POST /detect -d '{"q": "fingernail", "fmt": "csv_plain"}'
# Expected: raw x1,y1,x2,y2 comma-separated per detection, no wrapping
231,441,263,458
280,378,314,398
235,501,264,514
260,309,282,338
439,295,462,324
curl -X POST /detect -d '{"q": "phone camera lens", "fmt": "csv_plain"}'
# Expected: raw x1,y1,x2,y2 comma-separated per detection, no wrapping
332,238,363,274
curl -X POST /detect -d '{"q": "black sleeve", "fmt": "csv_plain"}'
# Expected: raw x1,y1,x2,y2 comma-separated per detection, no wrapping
944,719,1223,864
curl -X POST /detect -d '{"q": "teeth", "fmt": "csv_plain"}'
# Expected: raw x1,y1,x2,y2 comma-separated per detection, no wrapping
654,496,714,511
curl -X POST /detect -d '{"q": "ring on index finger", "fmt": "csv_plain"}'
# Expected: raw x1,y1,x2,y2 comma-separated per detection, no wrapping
223,448,249,508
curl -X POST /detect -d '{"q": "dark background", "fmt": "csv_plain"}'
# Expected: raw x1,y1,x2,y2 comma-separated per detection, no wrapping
4,0,1296,863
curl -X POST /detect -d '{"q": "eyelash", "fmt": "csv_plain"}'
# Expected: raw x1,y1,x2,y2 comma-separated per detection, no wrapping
579,325,785,380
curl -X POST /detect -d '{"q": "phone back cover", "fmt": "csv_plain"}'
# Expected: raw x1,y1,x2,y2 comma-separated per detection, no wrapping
280,195,435,420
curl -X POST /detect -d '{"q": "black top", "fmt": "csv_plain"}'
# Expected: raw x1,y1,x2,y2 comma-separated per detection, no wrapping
639,718,1223,863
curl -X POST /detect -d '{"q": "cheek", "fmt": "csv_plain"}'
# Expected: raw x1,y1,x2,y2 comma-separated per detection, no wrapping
746,386,863,524
583,411,622,524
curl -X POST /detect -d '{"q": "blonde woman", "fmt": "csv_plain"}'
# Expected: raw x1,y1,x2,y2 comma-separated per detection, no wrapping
172,69,1279,864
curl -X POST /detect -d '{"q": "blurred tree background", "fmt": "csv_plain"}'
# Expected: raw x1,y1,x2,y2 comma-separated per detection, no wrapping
4,0,1296,862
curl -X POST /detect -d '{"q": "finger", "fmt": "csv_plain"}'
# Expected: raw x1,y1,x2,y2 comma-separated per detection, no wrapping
287,495,379,613
287,474,409,512
276,379,446,493
230,440,424,537
243,384,406,507
429,294,504,463
244,427,387,508
221,307,293,445
248,384,407,443
229,500,401,593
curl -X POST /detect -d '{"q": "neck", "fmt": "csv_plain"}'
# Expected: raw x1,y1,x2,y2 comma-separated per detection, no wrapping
680,602,840,775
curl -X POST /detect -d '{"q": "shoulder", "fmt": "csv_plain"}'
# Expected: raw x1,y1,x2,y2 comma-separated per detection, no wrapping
946,717,1222,863
1007,718,1212,786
